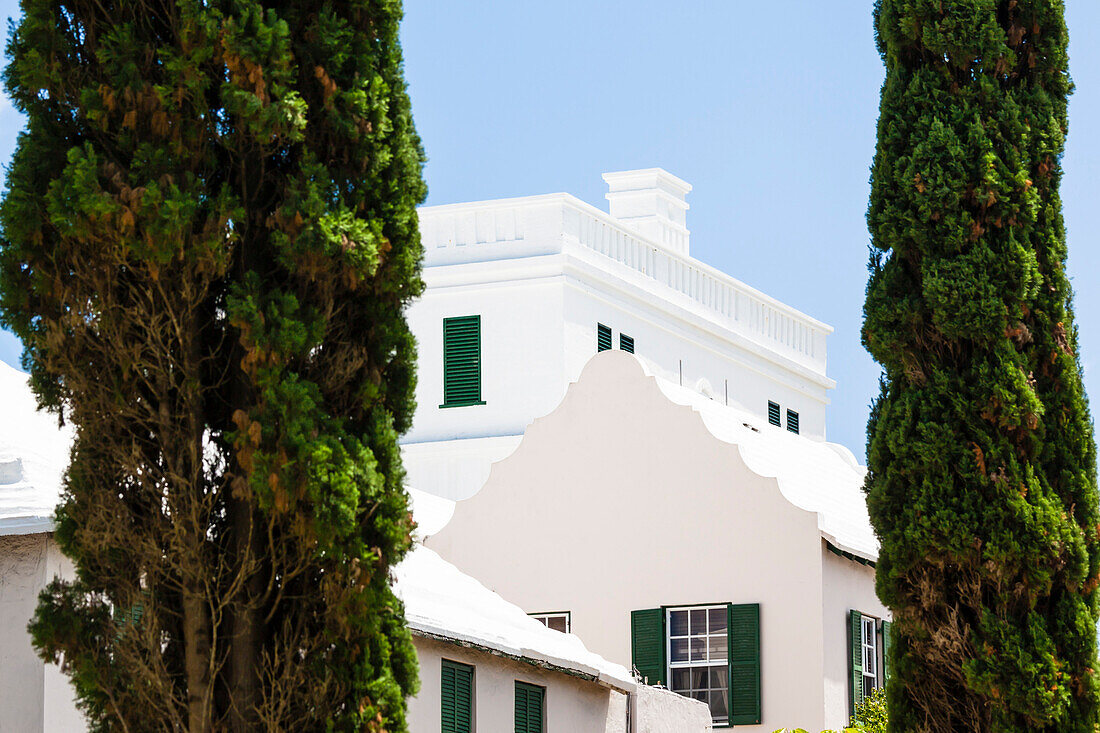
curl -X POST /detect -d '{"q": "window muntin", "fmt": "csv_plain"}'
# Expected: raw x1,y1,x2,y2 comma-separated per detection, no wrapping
530,611,570,634
861,615,879,698
667,606,729,726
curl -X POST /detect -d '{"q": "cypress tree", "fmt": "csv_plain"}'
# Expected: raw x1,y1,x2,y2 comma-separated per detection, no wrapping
864,1,1099,730
0,1,425,730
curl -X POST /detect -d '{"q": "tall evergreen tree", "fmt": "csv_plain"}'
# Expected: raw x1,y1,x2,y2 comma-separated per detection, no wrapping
864,1,1099,730
0,1,425,730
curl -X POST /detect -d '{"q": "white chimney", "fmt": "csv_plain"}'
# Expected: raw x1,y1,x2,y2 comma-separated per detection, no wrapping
603,168,692,255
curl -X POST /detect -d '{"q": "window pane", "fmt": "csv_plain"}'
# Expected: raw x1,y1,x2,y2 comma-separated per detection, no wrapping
709,608,727,634
670,610,689,637
692,689,708,703
690,636,707,662
672,668,691,692
709,666,728,690
711,688,729,719
670,638,689,663
690,609,707,633
546,616,567,633
692,667,708,690
708,635,727,662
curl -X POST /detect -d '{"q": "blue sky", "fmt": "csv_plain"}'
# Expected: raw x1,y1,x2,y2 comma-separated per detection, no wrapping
2,1,1098,460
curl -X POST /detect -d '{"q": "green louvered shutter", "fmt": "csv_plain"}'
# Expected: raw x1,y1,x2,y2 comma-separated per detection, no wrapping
597,323,612,352
631,608,666,686
442,660,473,733
767,401,781,426
442,316,484,407
515,681,544,733
786,409,800,434
619,333,635,353
882,620,893,684
727,603,761,725
849,610,864,715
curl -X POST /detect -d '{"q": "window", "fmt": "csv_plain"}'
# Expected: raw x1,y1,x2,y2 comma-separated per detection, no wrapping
861,616,878,699
530,611,570,634
787,409,800,435
768,401,781,427
442,316,484,408
514,681,545,733
631,604,760,726
597,323,612,352
850,611,891,714
441,660,474,733
619,333,635,354
668,606,729,726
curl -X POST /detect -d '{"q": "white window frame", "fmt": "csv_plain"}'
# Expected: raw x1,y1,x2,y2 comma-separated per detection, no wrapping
666,605,729,726
529,611,570,634
861,614,880,695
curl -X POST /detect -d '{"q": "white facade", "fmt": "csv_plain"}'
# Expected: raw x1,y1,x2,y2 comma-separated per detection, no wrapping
0,515,712,732
427,352,889,731
397,542,712,732
0,533,83,733
403,169,835,500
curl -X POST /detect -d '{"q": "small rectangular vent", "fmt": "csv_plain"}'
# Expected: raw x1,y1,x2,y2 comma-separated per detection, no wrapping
597,323,612,352
768,401,781,427
787,409,800,434
619,334,634,354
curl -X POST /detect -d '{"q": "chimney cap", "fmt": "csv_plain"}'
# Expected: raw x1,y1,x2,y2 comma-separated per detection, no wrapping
602,168,692,201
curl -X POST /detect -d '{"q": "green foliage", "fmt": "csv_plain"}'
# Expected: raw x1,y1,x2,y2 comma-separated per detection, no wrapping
2,0,425,729
852,688,888,733
864,1,1099,730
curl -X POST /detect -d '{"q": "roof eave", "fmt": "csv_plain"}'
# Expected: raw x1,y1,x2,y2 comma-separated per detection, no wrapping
0,515,54,536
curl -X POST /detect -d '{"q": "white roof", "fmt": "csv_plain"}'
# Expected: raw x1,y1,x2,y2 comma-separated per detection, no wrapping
0,361,73,535
0,368,634,691
393,543,635,692
642,361,877,562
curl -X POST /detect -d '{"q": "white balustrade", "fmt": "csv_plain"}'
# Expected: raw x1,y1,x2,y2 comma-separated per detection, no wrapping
418,196,828,372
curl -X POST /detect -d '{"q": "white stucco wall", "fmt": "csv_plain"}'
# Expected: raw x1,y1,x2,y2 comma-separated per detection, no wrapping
820,545,890,730
560,276,827,439
405,275,569,445
428,352,832,731
0,533,83,733
634,684,714,732
1,533,47,733
408,636,628,733
404,175,836,488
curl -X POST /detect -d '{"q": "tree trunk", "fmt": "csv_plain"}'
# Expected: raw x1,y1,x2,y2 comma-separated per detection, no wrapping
182,588,213,733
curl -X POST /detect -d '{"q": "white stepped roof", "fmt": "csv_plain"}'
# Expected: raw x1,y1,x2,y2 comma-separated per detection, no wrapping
394,542,635,693
0,361,73,535
639,358,876,562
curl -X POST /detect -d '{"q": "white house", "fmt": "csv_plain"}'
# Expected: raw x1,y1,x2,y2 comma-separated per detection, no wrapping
0,360,710,732
401,169,835,501
425,352,890,731
401,493,712,732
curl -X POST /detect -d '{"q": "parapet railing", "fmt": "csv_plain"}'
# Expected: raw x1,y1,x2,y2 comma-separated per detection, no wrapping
418,195,830,373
